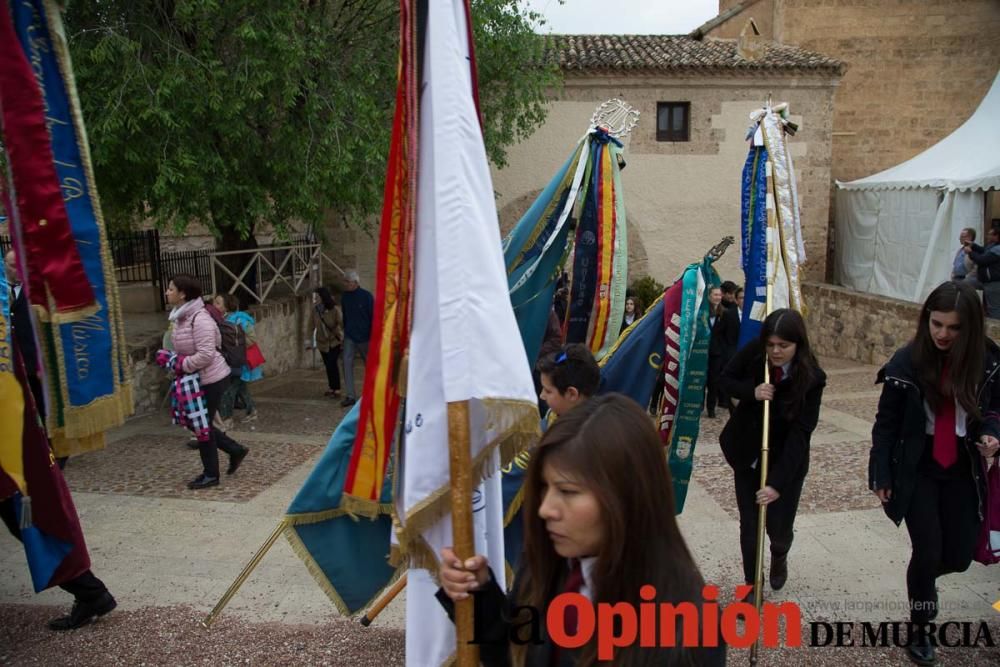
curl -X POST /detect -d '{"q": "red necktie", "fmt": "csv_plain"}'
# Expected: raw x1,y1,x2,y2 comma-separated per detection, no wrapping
933,368,957,468
561,560,584,635
771,366,783,384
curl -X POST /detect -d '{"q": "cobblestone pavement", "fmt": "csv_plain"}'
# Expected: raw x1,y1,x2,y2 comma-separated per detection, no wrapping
1,358,999,665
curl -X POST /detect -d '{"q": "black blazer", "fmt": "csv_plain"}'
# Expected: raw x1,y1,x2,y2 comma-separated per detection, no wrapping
709,305,739,360
719,340,827,493
869,342,1000,525
10,286,38,376
436,566,726,667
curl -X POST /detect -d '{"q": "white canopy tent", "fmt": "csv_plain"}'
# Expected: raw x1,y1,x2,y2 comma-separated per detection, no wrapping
835,71,1000,303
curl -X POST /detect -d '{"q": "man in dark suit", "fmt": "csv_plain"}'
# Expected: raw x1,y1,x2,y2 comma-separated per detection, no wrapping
713,284,742,412
5,250,44,416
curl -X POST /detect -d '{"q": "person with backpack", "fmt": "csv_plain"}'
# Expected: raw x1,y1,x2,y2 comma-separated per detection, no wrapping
311,287,343,399
165,274,249,490
214,293,261,427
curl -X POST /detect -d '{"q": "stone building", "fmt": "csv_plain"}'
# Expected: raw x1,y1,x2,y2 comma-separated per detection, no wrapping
700,0,1000,271
489,34,842,286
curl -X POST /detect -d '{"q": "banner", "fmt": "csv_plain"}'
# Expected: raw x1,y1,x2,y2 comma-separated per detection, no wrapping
739,105,807,346
664,260,715,512
282,403,400,616
0,1,95,321
1,263,91,592
341,0,417,513
6,0,133,456
395,1,539,664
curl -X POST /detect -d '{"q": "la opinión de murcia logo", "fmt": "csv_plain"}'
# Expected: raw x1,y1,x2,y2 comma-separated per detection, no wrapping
468,585,998,661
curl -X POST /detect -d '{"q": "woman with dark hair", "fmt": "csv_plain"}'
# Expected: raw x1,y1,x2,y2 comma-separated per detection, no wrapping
619,295,643,334
312,286,344,398
163,274,249,489
438,394,726,667
870,280,1000,666
720,308,826,599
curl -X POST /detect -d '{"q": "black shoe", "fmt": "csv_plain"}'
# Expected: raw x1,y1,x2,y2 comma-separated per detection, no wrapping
769,554,788,591
906,633,936,666
186,439,200,450
227,448,248,475
707,409,716,418
340,397,356,407
187,475,219,490
48,592,117,631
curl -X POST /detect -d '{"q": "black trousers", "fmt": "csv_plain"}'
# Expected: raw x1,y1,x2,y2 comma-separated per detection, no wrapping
706,355,725,412
200,378,247,479
734,468,805,584
319,346,342,392
0,498,107,603
903,460,980,624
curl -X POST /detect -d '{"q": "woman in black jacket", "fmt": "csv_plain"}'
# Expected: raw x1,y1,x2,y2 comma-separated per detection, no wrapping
437,394,725,667
869,280,1000,666
720,308,826,599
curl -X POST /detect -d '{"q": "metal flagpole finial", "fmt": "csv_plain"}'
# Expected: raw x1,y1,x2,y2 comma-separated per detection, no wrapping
590,98,640,140
706,235,736,262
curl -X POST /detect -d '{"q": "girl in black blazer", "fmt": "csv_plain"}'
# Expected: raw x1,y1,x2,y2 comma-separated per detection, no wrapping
437,394,725,667
720,308,826,599
869,281,1000,666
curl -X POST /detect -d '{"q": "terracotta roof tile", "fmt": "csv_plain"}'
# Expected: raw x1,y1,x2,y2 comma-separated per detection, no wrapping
547,35,844,76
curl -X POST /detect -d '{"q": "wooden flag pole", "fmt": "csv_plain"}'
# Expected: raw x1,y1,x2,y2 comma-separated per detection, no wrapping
360,573,408,626
750,123,778,667
447,400,479,667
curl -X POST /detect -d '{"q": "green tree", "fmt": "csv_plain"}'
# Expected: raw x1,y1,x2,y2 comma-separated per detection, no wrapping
65,0,560,250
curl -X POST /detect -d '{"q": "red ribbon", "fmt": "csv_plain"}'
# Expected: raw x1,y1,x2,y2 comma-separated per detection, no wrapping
0,6,95,317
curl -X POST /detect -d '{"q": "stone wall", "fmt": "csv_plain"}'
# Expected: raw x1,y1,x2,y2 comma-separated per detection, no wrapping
803,282,1000,366
126,294,311,416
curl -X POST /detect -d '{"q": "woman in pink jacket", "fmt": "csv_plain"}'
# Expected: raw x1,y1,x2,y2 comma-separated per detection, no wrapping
166,274,249,489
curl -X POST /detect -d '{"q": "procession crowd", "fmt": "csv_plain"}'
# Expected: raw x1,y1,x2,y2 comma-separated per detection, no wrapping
6,244,1000,667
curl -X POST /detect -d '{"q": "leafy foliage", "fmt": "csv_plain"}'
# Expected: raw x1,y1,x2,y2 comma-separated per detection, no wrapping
628,275,666,314
64,0,560,247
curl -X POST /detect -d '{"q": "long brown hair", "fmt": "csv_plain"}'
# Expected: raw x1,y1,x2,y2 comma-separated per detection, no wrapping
513,394,705,666
912,280,984,416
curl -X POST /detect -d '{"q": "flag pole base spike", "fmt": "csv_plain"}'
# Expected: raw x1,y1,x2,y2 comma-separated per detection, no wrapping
202,521,286,628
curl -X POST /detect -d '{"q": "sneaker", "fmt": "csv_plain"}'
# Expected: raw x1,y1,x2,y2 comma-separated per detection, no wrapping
48,591,117,631
227,448,249,475
187,475,220,490
241,411,258,424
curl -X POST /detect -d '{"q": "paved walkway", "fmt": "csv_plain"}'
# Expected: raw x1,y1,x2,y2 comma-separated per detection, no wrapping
2,356,999,665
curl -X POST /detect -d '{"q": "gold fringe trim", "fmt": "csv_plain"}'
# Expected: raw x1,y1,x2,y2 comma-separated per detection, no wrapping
41,302,101,326
393,398,538,565
282,521,406,618
284,502,395,528
58,392,133,440
338,494,391,521
50,432,104,458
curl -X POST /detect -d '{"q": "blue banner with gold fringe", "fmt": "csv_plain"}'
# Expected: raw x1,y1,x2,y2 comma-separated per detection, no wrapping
9,0,132,455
